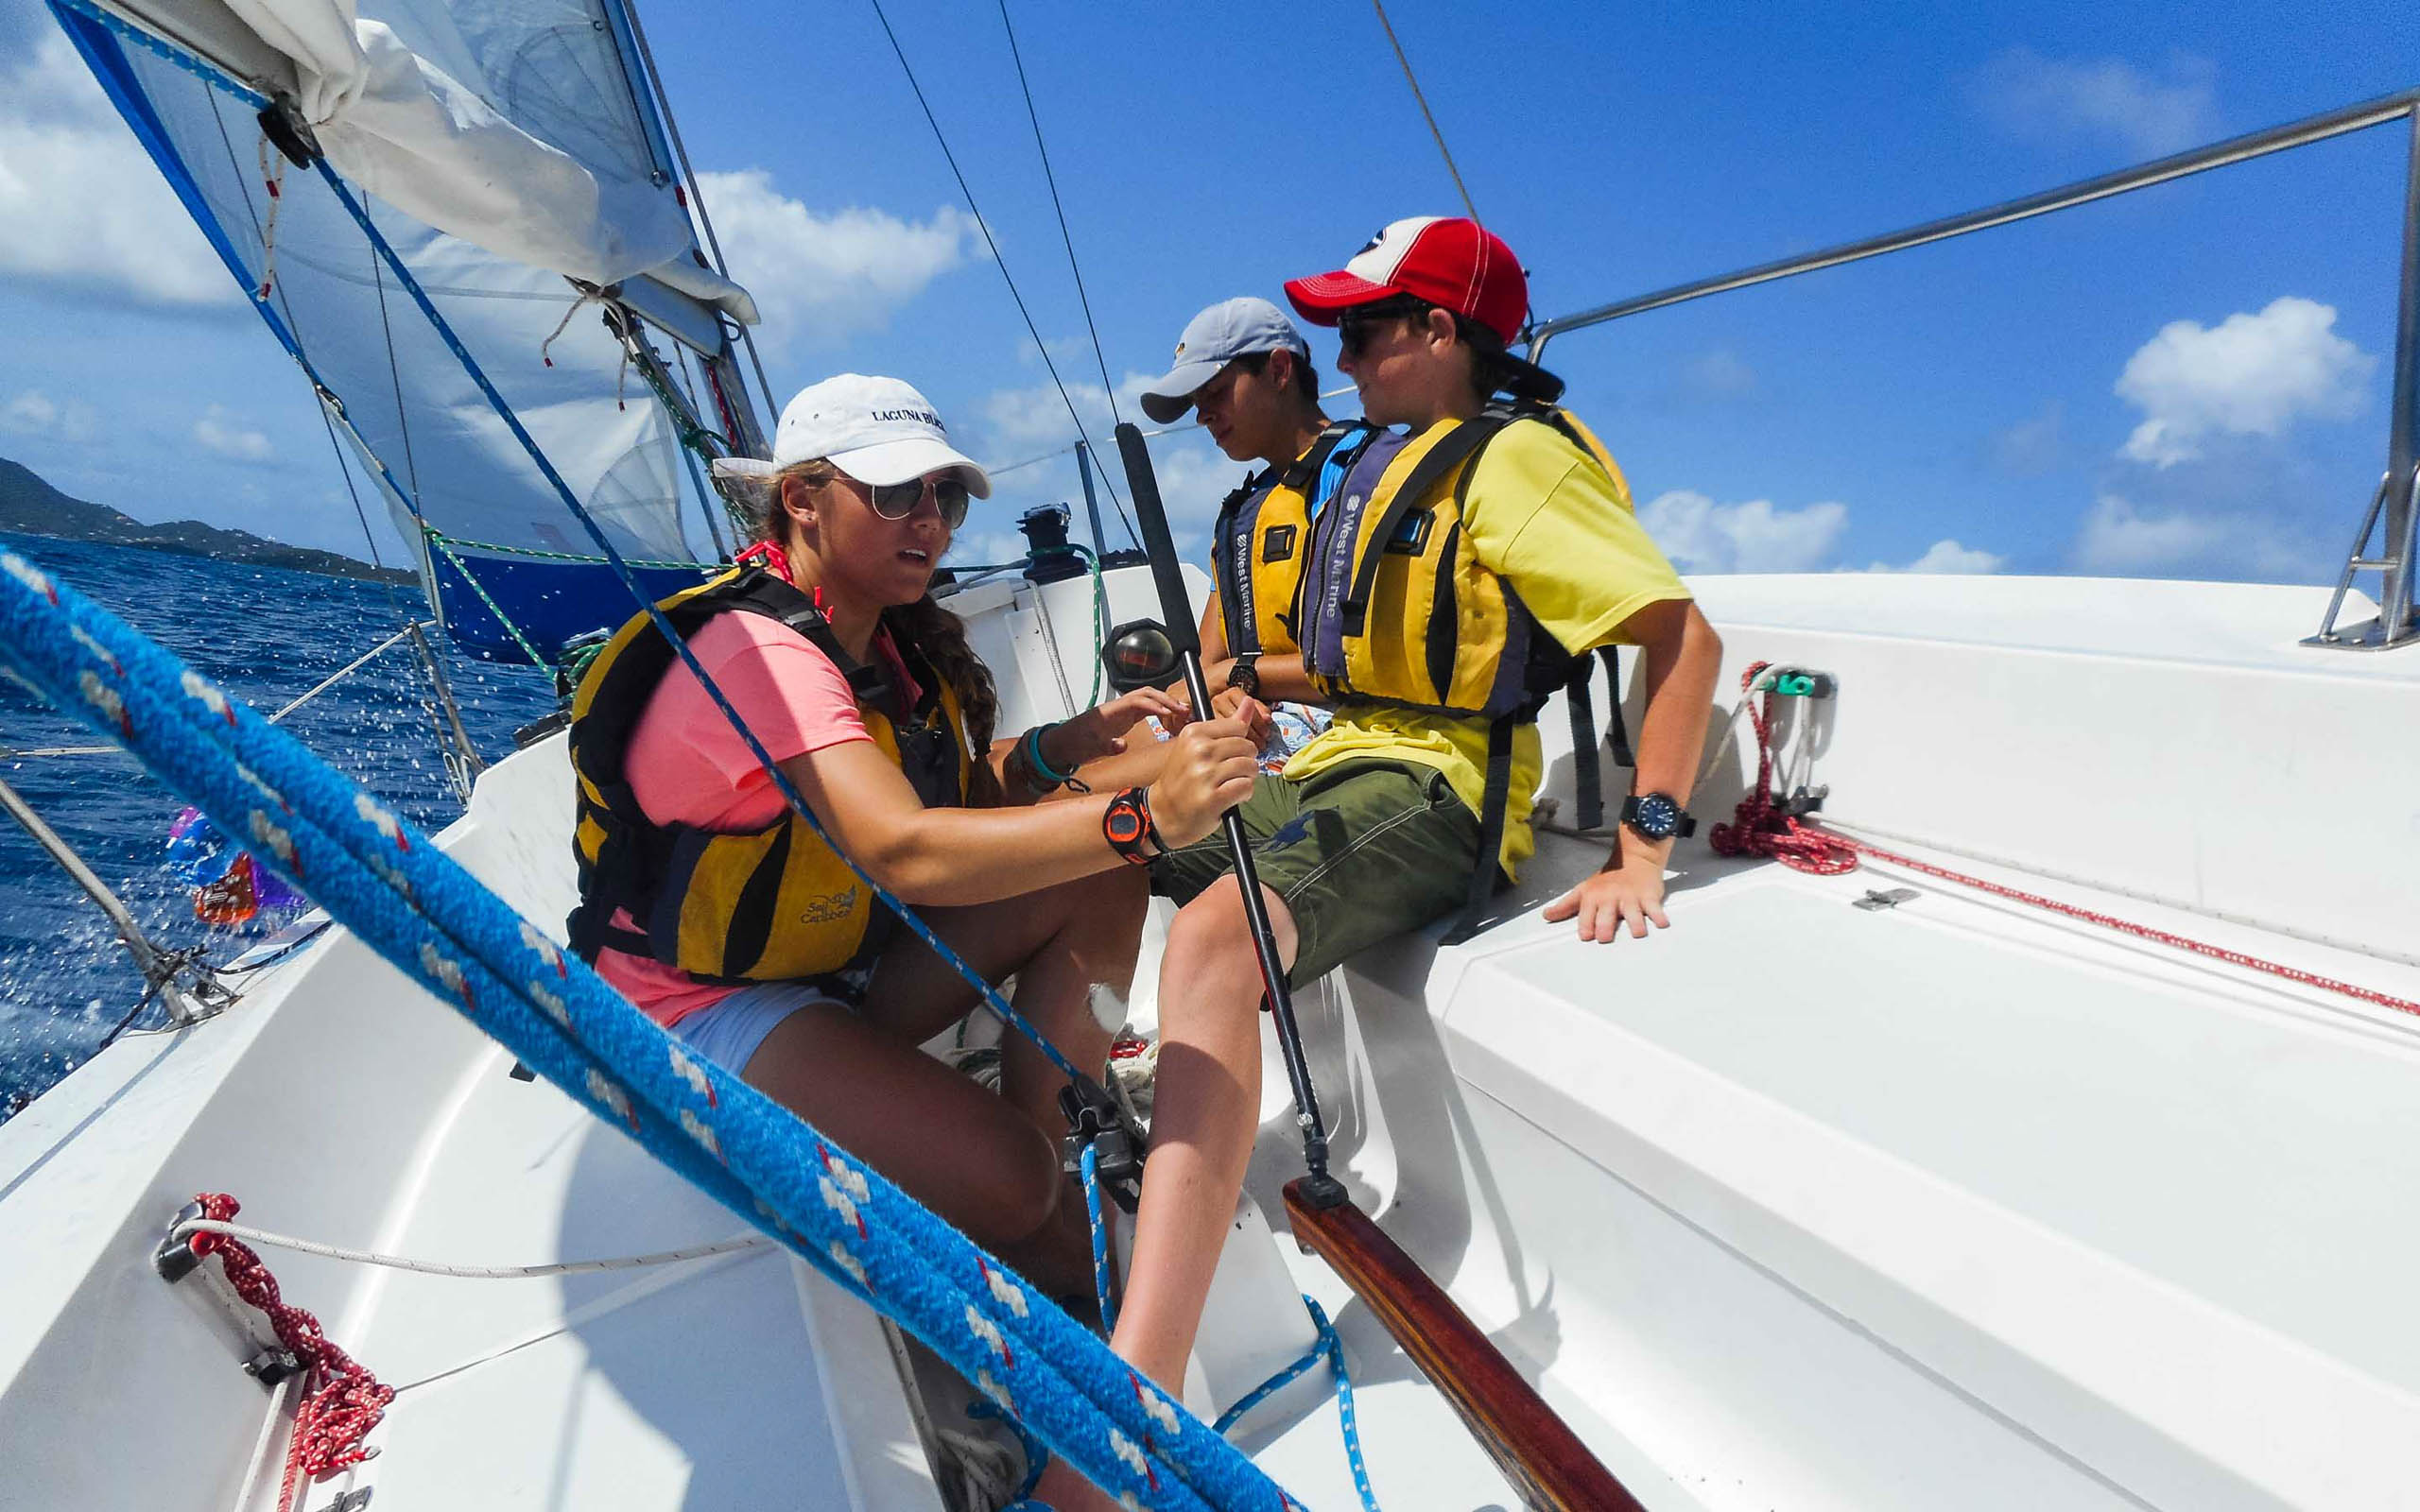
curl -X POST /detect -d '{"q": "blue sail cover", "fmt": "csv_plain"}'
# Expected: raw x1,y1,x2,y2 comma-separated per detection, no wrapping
48,0,751,662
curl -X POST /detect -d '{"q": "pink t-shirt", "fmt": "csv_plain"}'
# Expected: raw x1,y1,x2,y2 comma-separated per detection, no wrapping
594,611,908,1027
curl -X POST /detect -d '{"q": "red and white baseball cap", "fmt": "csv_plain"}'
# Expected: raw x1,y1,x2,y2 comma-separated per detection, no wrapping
1284,216,1529,345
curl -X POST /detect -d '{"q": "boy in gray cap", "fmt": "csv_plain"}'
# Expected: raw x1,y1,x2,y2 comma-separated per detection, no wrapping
1136,297,1372,729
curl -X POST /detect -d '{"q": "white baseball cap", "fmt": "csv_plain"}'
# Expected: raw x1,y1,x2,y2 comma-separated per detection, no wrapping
712,374,992,497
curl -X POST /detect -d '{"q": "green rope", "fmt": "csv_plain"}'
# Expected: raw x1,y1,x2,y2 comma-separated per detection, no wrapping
424,529,551,667
631,350,733,458
422,528,712,571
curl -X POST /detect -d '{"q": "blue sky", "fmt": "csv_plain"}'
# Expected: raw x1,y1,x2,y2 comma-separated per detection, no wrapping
2,0,2415,587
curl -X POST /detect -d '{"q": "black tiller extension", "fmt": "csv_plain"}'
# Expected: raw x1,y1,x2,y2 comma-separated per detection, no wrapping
1113,423,1348,1210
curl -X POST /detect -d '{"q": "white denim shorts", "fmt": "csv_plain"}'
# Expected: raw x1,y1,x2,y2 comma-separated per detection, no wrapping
670,979,849,1074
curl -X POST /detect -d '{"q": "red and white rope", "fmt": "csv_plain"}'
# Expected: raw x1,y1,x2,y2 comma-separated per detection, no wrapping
1707,662,2420,1021
186,1193,394,1512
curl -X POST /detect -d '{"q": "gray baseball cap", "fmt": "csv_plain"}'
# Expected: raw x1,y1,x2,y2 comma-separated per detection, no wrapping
1137,297,1311,424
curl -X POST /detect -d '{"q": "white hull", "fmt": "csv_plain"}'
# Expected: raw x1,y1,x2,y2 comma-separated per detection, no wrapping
6,566,2418,1510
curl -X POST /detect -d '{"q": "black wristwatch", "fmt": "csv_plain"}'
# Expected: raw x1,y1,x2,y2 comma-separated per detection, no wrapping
1102,786,1161,865
1223,654,1261,697
1620,792,1697,841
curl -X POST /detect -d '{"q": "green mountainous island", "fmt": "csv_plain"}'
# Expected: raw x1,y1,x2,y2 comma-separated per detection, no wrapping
0,455,414,584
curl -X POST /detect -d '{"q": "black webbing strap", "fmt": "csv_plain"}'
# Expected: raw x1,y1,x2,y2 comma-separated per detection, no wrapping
1209,472,1263,656
1340,415,1510,634
1441,715,1516,946
1561,644,1636,831
1564,655,1604,832
1600,645,1634,767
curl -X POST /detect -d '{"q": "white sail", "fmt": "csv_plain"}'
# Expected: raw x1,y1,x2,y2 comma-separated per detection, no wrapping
60,0,763,656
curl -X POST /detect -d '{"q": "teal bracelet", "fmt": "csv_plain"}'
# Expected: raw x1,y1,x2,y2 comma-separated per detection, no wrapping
1025,722,1078,786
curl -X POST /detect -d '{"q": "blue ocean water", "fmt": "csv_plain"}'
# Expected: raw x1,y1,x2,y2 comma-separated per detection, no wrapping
0,533,554,1120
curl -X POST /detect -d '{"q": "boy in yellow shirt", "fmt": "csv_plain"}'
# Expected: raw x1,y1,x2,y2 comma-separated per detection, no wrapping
1104,216,1722,1413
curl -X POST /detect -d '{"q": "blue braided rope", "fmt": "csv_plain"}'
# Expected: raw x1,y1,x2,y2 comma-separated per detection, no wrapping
302,156,1090,1089
0,548,1299,1512
1213,1298,1382,1512
1080,1143,1119,1332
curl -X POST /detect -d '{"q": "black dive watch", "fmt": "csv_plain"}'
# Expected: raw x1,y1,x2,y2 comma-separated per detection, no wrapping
1223,654,1261,696
1620,792,1696,841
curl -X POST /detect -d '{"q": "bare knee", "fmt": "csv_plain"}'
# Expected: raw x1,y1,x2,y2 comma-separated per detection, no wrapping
964,1115,1066,1247
1161,881,1290,1017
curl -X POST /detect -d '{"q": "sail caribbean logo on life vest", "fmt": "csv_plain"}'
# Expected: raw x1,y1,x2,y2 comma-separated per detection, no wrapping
800,885,860,926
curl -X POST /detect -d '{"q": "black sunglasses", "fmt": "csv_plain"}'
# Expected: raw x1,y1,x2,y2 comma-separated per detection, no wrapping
865,474,971,529
1336,297,1436,358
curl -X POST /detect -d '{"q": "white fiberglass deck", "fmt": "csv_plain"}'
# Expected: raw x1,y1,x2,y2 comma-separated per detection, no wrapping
6,568,2418,1512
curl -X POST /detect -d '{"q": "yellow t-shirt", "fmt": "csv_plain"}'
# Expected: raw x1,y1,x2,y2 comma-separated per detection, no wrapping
1282,415,1691,876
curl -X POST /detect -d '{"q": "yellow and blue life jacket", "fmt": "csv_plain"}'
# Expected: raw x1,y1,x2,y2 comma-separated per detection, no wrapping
1208,419,1380,662
1292,402,1636,936
564,565,970,986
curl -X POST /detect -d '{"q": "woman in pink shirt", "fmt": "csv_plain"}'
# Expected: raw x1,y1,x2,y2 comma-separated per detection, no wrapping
575,375,1258,1303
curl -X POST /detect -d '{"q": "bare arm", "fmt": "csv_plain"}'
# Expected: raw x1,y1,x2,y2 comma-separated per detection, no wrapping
1192,597,1324,719
1544,598,1723,940
781,716,1259,906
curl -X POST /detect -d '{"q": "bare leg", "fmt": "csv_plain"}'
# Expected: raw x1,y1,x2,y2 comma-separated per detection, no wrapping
737,1005,1083,1292
855,866,1142,1286
1031,878,1294,1512
1113,876,1295,1387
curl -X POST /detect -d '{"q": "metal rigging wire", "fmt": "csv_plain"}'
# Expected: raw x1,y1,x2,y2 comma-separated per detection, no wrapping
615,0,781,432
862,0,1143,549
1369,0,1480,224
994,0,1126,431
200,77,422,635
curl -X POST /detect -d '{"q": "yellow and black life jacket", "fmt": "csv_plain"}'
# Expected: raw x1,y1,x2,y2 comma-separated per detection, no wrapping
1293,402,1636,937
564,565,970,986
1208,420,1379,661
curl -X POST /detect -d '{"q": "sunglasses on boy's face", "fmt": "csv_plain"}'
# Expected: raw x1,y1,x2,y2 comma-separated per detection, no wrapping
1337,297,1435,358
865,474,970,529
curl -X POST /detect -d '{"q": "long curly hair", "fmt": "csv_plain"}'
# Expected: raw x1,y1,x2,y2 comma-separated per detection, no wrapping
731,459,1003,807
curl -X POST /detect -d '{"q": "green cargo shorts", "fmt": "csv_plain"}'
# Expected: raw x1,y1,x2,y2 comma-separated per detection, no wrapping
1151,759,1482,985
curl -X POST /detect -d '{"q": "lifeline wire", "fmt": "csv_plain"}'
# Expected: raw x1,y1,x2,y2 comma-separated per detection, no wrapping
1368,0,1479,225
995,0,1127,431
862,0,1143,550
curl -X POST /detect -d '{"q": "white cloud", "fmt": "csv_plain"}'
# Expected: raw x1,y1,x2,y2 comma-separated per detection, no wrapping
966,374,1246,570
1869,539,2006,575
1972,48,2219,158
1989,401,2064,475
2067,490,2321,579
2070,493,2231,574
695,170,983,352
978,371,1159,458
1680,349,1757,400
1637,490,1849,574
2114,297,2372,467
0,36,233,305
1,389,99,442
193,405,273,463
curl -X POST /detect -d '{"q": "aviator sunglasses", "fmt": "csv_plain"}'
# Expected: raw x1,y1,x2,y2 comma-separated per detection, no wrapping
862,473,971,529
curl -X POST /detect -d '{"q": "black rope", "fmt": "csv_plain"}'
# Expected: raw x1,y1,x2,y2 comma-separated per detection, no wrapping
995,1,1129,436
863,0,1142,549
